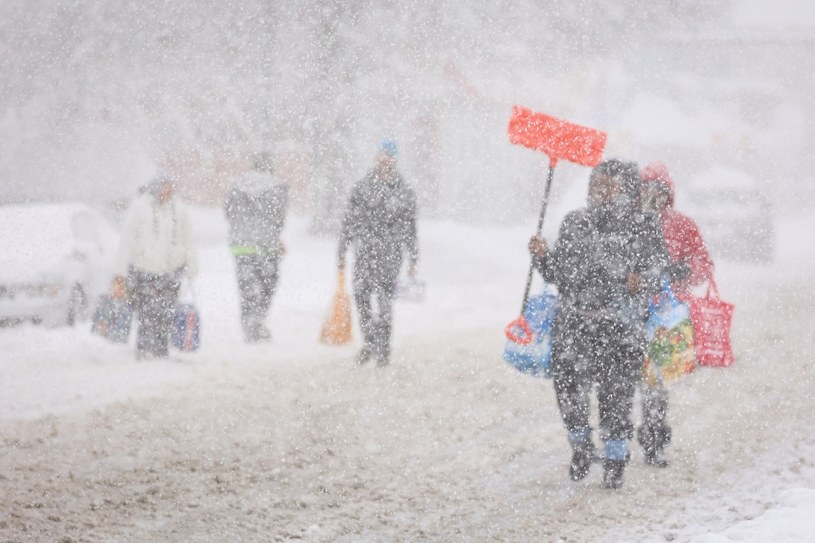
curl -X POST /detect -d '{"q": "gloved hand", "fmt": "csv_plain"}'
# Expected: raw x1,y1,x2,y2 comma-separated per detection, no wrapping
528,235,548,259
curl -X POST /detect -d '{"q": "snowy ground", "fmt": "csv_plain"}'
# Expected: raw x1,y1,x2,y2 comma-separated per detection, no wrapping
1,208,814,542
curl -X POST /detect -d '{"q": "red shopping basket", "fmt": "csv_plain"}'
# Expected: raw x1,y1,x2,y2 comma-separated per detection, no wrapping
688,277,734,367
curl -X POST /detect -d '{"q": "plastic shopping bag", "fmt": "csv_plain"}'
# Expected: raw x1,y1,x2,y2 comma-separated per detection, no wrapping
90,294,133,344
392,276,426,302
503,284,559,378
171,303,201,352
319,269,353,345
687,277,734,367
643,280,696,386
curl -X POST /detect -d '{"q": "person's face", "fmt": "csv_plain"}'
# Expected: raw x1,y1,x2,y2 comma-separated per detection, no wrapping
376,152,396,172
643,182,670,211
588,173,620,207
156,182,174,204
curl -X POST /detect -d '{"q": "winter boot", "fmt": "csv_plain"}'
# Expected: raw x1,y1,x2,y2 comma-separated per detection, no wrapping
603,459,626,489
639,425,671,468
568,429,596,482
355,344,373,366
602,439,629,490
645,447,669,468
243,320,271,342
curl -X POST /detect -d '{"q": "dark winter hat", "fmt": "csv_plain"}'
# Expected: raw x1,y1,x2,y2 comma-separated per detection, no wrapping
590,158,623,180
617,160,642,202
379,139,398,158
589,159,641,204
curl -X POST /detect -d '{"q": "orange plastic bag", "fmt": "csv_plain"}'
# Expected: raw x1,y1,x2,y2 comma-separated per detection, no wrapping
319,269,353,345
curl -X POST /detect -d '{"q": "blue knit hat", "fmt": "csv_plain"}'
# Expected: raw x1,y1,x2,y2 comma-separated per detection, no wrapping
379,139,398,158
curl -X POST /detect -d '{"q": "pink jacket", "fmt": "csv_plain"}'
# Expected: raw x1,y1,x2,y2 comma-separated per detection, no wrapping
641,162,713,297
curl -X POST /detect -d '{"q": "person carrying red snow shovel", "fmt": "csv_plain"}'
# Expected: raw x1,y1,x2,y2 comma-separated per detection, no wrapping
528,159,670,489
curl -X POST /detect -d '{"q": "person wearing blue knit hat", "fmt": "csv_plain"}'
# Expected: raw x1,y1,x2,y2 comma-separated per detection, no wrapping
338,140,419,367
379,139,398,158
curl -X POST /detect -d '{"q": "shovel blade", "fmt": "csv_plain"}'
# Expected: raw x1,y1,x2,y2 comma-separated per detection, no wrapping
508,105,606,167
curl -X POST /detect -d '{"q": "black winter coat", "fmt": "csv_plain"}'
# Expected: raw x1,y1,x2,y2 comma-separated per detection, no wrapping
537,200,669,343
338,168,419,285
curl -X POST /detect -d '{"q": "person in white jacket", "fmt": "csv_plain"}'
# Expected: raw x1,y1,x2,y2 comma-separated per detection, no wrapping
112,174,197,359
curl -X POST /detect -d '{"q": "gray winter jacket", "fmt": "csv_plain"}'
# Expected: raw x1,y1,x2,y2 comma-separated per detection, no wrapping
225,171,288,256
338,168,419,284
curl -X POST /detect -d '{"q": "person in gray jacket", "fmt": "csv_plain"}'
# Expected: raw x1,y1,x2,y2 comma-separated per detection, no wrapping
225,152,288,342
529,159,670,489
338,140,419,367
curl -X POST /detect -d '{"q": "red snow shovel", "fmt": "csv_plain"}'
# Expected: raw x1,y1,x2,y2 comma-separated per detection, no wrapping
504,106,607,344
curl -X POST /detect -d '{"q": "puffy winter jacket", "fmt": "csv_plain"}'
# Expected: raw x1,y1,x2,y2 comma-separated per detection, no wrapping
115,193,197,278
537,199,669,339
641,162,713,297
225,171,288,256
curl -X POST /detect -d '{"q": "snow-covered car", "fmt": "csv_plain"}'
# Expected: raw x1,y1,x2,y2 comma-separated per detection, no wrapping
0,203,119,327
684,166,774,263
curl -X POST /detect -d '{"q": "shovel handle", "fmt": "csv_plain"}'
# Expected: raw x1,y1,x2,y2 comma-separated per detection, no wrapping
520,161,556,313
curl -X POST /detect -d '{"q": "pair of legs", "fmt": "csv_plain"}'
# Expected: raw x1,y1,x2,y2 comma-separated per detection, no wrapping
551,312,643,488
127,266,182,359
638,382,672,466
352,271,394,366
234,253,280,342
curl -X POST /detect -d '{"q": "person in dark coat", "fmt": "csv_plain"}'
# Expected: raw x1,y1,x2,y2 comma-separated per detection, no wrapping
529,159,669,489
636,161,714,467
225,152,288,342
337,140,419,367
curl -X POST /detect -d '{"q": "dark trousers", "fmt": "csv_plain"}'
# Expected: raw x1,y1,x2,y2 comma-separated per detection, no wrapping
638,383,672,452
127,266,182,359
352,273,393,361
234,253,280,326
551,311,643,444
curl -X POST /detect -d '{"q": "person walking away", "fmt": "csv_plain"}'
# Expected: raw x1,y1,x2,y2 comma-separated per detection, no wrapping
528,159,669,489
225,151,289,342
337,140,419,367
636,161,714,467
112,174,197,360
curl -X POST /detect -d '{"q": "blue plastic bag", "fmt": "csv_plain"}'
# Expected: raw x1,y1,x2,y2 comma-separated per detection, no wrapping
171,303,201,352
91,294,133,344
503,285,559,378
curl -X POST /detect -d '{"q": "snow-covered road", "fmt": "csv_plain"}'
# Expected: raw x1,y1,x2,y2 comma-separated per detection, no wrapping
1,210,814,542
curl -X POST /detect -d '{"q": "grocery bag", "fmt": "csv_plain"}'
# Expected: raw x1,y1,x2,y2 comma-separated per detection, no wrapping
171,303,201,352
319,269,353,345
90,294,133,343
392,276,426,302
503,284,559,378
643,280,696,386
687,277,734,367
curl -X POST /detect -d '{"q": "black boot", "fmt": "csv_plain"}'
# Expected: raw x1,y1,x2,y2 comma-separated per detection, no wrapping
355,344,373,366
603,459,626,489
639,425,671,467
645,447,669,468
569,441,596,481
